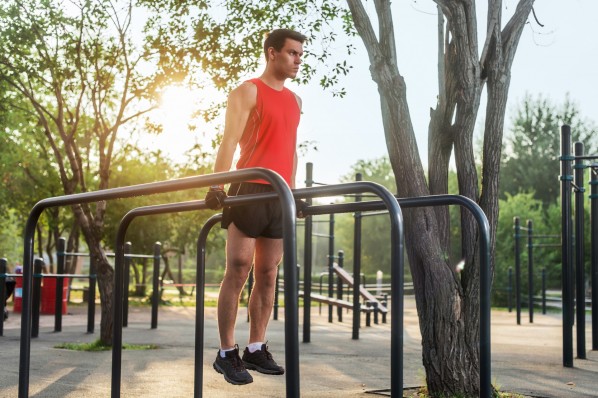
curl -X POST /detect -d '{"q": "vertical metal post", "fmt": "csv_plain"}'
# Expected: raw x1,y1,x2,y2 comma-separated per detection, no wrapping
273,268,280,321
574,142,586,359
591,166,598,350
0,258,6,336
527,219,534,323
302,162,313,342
561,124,574,367
247,268,254,323
542,268,547,315
514,217,521,325
327,213,335,323
31,260,43,338
352,173,362,340
151,242,161,329
507,267,513,313
87,255,96,333
123,242,131,327
336,250,344,322
195,214,223,398
55,237,66,332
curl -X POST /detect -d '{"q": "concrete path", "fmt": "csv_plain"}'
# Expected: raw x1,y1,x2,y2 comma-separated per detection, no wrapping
1,297,597,397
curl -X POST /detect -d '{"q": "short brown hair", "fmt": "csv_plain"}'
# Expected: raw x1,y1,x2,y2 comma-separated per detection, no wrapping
263,29,307,60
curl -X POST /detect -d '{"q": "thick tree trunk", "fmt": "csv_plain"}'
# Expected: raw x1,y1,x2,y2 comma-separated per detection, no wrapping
72,203,114,345
348,2,545,395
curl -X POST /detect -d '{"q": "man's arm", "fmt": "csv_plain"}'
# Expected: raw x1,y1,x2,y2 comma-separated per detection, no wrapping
213,82,257,174
205,82,256,210
291,93,302,189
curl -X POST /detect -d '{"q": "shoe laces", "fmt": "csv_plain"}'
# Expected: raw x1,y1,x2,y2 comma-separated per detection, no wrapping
226,345,246,372
262,346,273,360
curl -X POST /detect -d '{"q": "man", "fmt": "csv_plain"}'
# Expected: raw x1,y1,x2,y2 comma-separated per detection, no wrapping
204,28,306,385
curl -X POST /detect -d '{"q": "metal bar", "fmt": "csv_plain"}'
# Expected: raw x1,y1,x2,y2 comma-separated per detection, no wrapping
574,142,586,359
561,124,574,367
302,162,313,342
352,172,362,340
527,220,534,323
572,155,598,160
327,213,335,323
31,260,42,338
151,242,161,329
55,238,65,332
336,251,344,322
110,168,299,398
514,217,522,325
508,267,513,313
195,214,222,398
592,167,598,350
88,255,96,334
113,181,404,397
0,259,6,336
123,242,131,327
298,193,492,397
18,168,296,398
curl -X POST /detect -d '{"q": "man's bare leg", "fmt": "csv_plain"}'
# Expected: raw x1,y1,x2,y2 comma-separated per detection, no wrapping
217,223,255,349
248,237,283,344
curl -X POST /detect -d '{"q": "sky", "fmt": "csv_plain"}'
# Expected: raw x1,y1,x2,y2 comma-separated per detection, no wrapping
151,1,598,188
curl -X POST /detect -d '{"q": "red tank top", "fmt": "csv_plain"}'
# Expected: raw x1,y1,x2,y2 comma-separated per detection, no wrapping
236,78,300,185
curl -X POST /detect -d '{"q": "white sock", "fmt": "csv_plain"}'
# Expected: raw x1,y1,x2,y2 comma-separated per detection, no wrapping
247,342,264,353
219,346,235,358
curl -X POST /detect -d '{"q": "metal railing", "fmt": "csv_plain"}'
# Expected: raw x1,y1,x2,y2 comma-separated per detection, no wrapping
17,168,296,398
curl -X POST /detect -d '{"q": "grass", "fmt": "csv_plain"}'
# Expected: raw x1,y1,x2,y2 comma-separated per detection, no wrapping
54,339,159,351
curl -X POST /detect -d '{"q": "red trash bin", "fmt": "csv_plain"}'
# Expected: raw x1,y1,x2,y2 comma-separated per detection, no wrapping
41,277,69,315
12,266,23,313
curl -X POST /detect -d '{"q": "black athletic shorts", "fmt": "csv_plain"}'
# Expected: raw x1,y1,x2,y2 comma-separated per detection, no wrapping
221,182,283,239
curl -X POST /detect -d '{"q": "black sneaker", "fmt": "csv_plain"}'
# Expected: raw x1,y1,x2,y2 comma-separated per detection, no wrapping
242,343,285,375
213,345,253,385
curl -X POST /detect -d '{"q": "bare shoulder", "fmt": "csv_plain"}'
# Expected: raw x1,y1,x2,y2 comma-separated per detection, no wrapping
292,92,302,110
228,81,257,110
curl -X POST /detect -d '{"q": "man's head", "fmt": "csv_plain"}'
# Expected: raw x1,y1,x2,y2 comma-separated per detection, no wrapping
263,29,306,79
263,29,306,60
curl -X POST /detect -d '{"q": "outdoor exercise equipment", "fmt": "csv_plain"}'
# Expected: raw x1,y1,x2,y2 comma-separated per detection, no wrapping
560,124,598,366
17,168,298,398
512,218,560,324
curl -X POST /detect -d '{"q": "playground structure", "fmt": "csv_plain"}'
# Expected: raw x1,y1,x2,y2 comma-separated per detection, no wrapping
508,124,598,369
10,166,492,398
512,217,561,323
560,125,598,366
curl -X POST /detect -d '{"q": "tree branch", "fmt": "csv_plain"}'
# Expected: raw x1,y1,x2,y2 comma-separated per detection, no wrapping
501,0,534,68
373,0,396,62
479,0,502,69
345,0,380,65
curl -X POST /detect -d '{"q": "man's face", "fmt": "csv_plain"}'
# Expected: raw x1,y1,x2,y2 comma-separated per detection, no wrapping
269,38,303,79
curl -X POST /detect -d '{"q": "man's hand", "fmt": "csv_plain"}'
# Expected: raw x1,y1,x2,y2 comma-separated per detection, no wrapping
295,199,309,218
205,185,227,210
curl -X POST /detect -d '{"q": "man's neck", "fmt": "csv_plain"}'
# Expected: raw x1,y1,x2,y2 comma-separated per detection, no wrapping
258,72,286,91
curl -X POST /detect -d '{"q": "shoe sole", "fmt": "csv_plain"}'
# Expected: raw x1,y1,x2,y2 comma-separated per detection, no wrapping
213,362,253,385
243,361,285,375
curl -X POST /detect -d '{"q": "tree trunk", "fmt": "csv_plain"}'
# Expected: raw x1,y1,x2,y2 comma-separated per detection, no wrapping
72,203,114,345
346,0,535,394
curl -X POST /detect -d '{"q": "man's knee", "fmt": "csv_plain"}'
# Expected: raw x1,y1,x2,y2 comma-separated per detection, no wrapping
223,258,252,285
253,264,279,287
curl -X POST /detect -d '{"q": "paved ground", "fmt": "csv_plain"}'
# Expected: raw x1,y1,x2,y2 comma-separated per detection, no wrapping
1,297,597,397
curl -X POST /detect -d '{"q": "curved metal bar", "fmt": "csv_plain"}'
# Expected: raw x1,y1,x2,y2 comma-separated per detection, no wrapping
18,168,296,398
304,194,491,397
105,181,404,397
195,214,222,398
111,168,296,398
